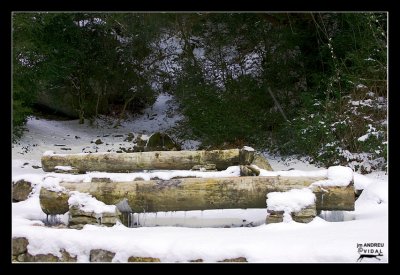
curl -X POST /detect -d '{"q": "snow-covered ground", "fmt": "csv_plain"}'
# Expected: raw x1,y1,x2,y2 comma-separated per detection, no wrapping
12,93,388,263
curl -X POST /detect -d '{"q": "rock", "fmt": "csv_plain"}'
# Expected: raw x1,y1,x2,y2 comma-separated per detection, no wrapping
25,252,59,262
266,210,284,224
239,165,260,176
32,165,41,169
251,154,273,171
128,256,161,262
134,134,147,147
12,237,28,256
39,188,70,215
91,177,112,183
266,205,316,224
94,139,103,145
69,216,98,228
68,203,121,228
124,133,135,142
291,204,316,223
12,180,33,202
218,257,248,262
90,249,115,262
145,132,181,151
17,254,26,262
60,249,77,262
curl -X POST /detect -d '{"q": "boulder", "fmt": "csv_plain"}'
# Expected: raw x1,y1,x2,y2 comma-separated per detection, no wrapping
60,249,77,262
90,249,115,262
218,257,248,262
25,253,59,262
40,188,70,215
266,205,316,224
145,132,181,151
291,204,317,223
12,180,33,202
265,210,284,224
251,154,273,171
12,237,28,256
128,256,161,262
68,202,121,229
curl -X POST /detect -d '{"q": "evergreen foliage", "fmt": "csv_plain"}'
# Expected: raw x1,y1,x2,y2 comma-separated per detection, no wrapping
12,12,387,172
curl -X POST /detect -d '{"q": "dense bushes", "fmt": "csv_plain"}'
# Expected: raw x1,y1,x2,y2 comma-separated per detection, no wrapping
13,13,387,172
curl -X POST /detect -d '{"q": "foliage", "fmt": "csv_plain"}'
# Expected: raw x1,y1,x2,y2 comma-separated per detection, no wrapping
12,12,387,172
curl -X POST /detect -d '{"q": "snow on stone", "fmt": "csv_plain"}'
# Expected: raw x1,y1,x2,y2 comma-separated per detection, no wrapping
55,166,74,171
259,168,327,178
242,146,255,151
266,188,315,213
353,172,373,190
41,176,66,192
358,133,370,142
68,191,116,214
311,166,353,187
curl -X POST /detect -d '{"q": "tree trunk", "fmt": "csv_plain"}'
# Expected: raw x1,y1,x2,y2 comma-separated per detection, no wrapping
39,176,354,215
41,148,255,173
113,96,135,128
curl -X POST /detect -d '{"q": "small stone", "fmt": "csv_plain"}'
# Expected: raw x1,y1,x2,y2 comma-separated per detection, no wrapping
60,249,77,262
94,139,103,145
90,249,115,262
218,257,247,262
251,154,273,171
124,133,135,142
91,177,112,183
266,210,284,224
145,132,181,151
189,259,203,262
128,256,161,262
12,237,28,255
25,252,59,262
291,204,316,223
17,254,26,262
12,180,33,202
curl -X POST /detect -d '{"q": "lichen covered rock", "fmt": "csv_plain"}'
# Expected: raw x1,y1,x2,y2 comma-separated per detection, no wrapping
145,132,181,151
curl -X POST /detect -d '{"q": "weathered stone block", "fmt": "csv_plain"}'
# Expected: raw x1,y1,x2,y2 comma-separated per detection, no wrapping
90,249,115,262
12,237,28,256
12,180,33,202
128,256,161,262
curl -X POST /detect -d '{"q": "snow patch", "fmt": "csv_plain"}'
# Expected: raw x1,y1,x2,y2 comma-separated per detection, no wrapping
242,146,255,152
311,166,353,187
267,188,315,213
68,192,116,214
41,177,66,192
43,151,55,156
55,166,74,171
